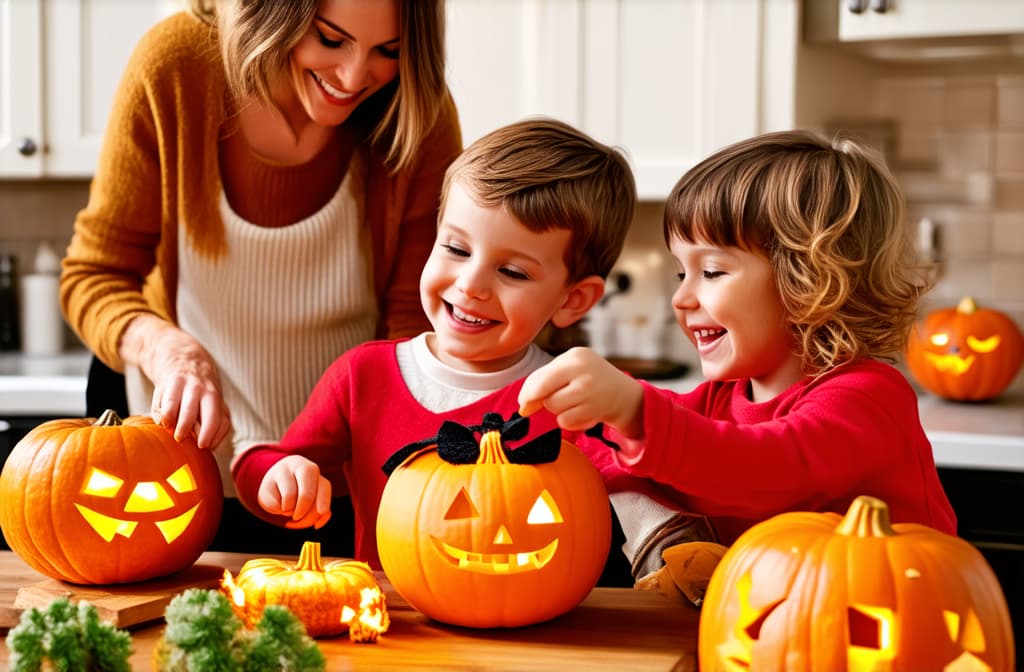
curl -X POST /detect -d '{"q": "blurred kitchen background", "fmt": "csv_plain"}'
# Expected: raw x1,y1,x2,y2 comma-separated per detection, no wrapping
2,0,1022,390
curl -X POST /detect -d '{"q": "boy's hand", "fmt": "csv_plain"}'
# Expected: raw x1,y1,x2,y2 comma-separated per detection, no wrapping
257,455,332,530
518,346,644,437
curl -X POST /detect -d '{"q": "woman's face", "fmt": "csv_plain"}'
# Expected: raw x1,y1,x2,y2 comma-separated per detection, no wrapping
289,0,401,127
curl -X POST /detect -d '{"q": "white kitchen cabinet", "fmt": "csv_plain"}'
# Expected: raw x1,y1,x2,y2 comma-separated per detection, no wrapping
446,0,800,200
806,0,1024,42
0,0,178,177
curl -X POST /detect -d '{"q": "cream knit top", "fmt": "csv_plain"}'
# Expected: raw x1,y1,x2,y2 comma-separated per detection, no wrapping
127,158,376,496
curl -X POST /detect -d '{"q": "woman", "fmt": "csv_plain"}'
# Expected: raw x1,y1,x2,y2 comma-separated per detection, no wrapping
60,0,462,553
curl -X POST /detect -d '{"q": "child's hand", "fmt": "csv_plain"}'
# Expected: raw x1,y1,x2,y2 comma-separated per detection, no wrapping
257,455,332,530
518,346,644,437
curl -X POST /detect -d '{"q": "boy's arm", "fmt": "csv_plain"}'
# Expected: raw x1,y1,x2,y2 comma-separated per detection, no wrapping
231,355,356,523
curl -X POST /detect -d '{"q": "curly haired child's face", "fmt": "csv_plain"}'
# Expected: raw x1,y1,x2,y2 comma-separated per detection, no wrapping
420,181,600,373
668,235,803,402
287,0,401,129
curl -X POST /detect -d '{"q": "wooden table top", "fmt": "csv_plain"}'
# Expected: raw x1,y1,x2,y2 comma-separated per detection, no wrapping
0,551,700,670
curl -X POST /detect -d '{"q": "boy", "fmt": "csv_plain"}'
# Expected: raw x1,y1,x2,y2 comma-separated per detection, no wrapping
231,117,639,569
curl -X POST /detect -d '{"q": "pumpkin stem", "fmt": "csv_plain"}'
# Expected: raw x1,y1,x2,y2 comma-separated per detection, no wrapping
835,495,896,538
957,296,978,315
295,541,325,572
94,409,124,427
477,430,511,465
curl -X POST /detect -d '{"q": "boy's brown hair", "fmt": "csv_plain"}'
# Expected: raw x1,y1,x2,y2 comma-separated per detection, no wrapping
440,117,636,284
664,129,930,374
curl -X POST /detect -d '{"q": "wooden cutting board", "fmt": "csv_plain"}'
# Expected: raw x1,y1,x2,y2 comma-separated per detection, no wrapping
2,563,225,630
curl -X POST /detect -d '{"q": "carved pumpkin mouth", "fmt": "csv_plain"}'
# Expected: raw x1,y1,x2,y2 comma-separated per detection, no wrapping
431,537,558,574
74,502,202,543
923,352,974,375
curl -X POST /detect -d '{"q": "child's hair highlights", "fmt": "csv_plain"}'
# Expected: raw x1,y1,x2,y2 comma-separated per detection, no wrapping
441,117,636,283
664,129,930,374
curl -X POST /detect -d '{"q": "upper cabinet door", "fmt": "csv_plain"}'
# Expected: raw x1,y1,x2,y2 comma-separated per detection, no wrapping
446,0,778,200
0,0,44,175
0,0,174,177
807,0,1024,42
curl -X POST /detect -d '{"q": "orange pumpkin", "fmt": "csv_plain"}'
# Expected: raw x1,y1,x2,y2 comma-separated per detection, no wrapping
376,414,611,628
906,296,1024,401
0,410,223,584
221,540,387,639
699,496,1015,671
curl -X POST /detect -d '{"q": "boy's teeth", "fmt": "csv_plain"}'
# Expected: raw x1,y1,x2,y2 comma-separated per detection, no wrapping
453,306,490,325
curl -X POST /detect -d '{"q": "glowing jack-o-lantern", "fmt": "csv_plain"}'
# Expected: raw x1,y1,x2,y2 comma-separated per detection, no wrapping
221,540,388,640
906,296,1024,401
376,413,611,628
698,496,1015,672
0,410,222,584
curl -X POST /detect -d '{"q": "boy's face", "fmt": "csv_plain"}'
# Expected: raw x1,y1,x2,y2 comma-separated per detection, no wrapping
668,235,803,402
421,181,580,373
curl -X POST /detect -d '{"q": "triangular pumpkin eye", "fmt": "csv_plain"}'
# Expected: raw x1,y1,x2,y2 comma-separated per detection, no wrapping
444,488,479,520
527,490,563,524
83,468,124,498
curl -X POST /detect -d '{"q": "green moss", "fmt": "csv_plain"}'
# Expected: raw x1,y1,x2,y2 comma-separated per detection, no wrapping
5,598,132,672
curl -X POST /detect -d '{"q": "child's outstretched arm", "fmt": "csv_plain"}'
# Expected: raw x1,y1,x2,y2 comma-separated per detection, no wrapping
518,346,645,437
258,455,333,530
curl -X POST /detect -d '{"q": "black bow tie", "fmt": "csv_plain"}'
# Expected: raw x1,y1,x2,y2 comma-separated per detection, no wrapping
382,412,562,476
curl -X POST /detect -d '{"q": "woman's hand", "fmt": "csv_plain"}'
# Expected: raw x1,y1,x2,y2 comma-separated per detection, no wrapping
258,455,333,530
518,346,645,437
121,314,231,449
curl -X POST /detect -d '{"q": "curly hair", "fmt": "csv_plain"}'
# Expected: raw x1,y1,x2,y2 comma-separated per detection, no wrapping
441,117,636,284
663,129,931,374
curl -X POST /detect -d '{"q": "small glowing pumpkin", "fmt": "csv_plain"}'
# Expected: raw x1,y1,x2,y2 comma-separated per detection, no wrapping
0,409,222,584
699,496,1015,672
221,541,388,639
906,296,1024,401
376,413,611,628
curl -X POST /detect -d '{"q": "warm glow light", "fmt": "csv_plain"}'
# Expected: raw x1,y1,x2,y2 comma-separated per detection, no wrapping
847,604,895,671
924,352,975,375
431,537,558,574
221,570,246,608
154,503,201,542
83,468,124,497
929,333,950,347
527,490,563,524
966,335,1000,353
166,464,198,493
340,586,390,643
493,525,513,544
75,504,138,541
124,481,174,512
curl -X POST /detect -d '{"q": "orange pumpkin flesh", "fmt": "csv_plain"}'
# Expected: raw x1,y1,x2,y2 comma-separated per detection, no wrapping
221,540,387,638
699,496,1015,671
377,427,611,628
907,296,1024,401
0,410,223,585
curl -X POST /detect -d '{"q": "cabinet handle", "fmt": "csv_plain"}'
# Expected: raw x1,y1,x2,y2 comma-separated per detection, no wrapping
847,0,867,13
869,0,889,12
17,137,38,157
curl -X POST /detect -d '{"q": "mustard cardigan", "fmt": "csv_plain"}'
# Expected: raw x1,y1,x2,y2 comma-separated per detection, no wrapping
61,11,462,371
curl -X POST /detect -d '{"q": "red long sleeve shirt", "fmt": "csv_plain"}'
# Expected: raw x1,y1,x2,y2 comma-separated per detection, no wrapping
580,359,957,544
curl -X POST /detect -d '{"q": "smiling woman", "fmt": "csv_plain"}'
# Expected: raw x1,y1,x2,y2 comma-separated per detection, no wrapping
59,0,462,554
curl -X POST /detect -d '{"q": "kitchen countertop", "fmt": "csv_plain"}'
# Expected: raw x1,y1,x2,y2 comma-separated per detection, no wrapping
0,550,700,670
1,351,1022,471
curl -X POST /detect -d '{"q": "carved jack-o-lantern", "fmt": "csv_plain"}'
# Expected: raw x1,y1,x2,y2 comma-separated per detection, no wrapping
0,410,223,584
376,413,611,628
699,496,1015,671
906,296,1024,401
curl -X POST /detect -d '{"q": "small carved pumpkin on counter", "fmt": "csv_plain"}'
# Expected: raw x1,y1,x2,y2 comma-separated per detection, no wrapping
376,413,611,628
221,541,388,639
0,409,222,584
698,496,1015,672
906,296,1024,401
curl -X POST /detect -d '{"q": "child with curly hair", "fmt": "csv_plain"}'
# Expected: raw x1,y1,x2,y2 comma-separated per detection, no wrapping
519,129,957,559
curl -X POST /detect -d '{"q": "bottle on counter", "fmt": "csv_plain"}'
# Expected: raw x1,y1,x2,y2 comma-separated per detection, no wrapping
0,252,20,351
20,241,64,356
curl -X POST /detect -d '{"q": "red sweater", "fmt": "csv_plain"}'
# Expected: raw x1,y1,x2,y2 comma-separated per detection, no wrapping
579,359,957,544
232,340,570,569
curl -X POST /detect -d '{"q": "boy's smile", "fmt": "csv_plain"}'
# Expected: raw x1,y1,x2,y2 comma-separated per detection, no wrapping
421,181,584,374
